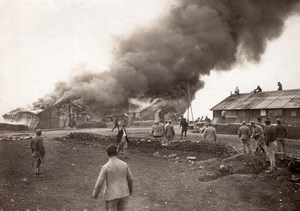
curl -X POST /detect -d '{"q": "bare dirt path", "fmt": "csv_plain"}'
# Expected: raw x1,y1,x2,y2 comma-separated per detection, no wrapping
0,129,300,210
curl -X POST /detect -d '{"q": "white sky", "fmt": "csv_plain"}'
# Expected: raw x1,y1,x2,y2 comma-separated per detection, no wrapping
0,0,300,119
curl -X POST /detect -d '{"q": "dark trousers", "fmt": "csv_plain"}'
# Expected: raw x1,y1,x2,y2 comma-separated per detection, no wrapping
181,127,187,137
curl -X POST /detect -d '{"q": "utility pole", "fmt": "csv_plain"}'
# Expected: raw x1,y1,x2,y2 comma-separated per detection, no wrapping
187,83,194,122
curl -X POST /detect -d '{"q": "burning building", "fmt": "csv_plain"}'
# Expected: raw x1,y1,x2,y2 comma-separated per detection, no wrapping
128,98,181,123
3,100,89,130
6,0,300,123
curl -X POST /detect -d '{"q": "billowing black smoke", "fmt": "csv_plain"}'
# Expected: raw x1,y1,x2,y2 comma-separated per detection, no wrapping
35,0,300,112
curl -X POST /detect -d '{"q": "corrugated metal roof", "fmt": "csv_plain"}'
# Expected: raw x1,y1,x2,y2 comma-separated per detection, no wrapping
211,89,300,110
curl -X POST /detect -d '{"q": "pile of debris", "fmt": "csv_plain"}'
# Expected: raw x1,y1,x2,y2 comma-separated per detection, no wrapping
0,123,29,131
197,153,300,182
66,132,238,156
0,135,32,141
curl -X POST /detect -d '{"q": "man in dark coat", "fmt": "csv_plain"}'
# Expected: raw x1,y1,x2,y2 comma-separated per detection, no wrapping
30,129,45,176
179,118,189,138
111,118,119,132
116,124,129,159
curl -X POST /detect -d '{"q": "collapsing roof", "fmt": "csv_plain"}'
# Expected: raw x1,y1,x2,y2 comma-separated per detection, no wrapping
211,89,300,111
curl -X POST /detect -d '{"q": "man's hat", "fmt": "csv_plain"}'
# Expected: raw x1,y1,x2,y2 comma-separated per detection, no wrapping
35,129,42,135
276,118,281,123
265,117,271,123
250,121,255,125
242,121,246,125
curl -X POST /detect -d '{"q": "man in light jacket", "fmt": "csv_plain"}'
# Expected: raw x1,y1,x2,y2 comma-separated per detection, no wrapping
165,120,175,141
203,123,217,141
238,121,252,154
93,144,133,211
264,118,277,173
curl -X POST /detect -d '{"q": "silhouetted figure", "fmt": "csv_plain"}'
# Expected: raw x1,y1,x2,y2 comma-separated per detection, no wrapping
234,86,240,95
277,82,282,91
111,118,119,132
254,85,262,93
31,129,45,176
179,118,189,138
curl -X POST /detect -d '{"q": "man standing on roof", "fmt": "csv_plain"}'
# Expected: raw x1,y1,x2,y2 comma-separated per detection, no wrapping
277,82,283,91
254,85,262,93
234,86,240,95
238,121,252,154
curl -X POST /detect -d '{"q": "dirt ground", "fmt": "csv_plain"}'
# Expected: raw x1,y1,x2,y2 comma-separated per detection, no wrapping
0,128,300,211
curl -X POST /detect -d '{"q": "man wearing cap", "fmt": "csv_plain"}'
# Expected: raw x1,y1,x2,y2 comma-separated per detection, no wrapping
203,123,217,141
256,117,265,130
238,121,252,154
275,119,287,154
117,124,129,159
264,118,277,173
251,121,265,153
151,121,165,140
30,129,46,176
93,144,133,211
165,120,175,141
179,118,189,138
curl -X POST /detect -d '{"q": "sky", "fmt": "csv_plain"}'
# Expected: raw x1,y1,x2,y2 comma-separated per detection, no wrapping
0,0,300,120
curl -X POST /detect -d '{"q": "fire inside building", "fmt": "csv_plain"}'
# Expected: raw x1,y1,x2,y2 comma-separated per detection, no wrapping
3,100,90,130
211,89,300,126
128,98,179,124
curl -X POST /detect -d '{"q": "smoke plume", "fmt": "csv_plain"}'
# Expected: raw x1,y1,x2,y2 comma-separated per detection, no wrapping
35,0,300,112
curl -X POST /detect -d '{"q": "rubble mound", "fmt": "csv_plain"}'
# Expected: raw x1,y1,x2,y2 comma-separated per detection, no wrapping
221,153,268,174
0,123,29,131
198,153,300,182
76,121,106,128
66,132,238,156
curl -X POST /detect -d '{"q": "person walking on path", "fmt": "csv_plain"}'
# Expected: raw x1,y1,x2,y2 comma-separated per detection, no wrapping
30,129,45,176
93,144,133,211
165,120,175,141
264,118,277,173
275,119,287,154
238,121,252,154
116,124,129,159
203,123,217,141
112,118,119,132
179,118,189,138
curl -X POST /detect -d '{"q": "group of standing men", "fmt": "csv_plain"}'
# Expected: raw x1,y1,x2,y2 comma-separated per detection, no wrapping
151,120,176,141
238,117,288,173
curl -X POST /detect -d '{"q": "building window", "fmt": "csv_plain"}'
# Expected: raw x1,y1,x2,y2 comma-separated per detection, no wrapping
291,110,297,117
268,109,282,117
238,110,245,117
226,110,237,117
260,110,267,116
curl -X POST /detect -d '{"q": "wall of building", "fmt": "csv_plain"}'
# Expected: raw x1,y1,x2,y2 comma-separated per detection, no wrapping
213,108,300,126
37,102,86,129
